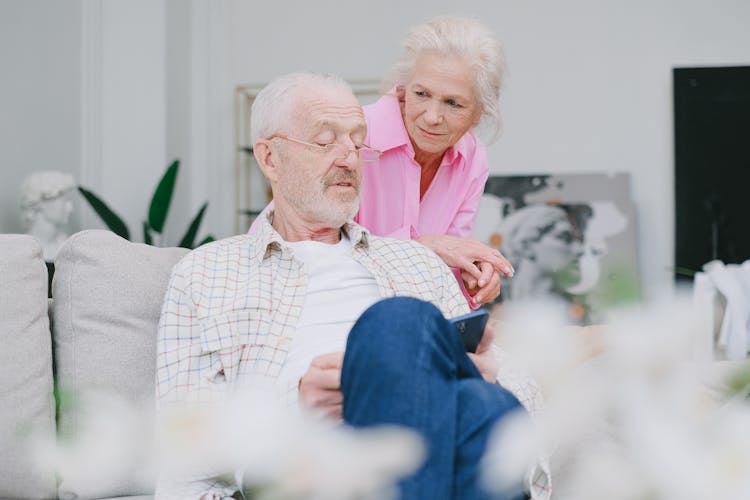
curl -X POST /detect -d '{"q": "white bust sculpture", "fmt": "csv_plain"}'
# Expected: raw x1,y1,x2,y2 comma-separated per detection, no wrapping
20,171,75,261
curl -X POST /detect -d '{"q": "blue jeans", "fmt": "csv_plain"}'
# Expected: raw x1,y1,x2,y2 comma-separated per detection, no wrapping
341,297,524,500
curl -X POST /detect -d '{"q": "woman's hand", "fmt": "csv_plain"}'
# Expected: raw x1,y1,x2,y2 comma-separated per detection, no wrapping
417,234,513,276
461,262,502,305
417,234,513,305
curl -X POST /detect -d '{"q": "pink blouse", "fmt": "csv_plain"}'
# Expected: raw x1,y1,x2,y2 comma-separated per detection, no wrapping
355,93,489,240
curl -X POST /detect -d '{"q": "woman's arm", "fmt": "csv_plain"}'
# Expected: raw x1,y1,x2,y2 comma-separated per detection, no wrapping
417,234,512,306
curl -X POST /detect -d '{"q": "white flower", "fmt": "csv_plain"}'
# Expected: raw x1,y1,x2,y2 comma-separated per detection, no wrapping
158,387,425,500
34,390,155,495
482,296,750,500
36,385,424,500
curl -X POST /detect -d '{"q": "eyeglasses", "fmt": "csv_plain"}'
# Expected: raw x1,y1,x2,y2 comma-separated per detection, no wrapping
268,134,381,163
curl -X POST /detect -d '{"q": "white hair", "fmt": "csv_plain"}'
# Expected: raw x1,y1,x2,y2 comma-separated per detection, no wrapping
250,72,353,145
384,16,506,142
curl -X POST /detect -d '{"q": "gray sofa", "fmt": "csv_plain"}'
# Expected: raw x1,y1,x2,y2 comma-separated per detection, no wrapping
1,231,188,500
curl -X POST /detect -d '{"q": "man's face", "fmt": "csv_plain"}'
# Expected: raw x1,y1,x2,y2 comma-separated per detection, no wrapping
272,86,367,228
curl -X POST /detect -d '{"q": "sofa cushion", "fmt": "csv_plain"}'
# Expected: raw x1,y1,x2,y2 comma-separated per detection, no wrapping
0,234,58,500
52,230,188,499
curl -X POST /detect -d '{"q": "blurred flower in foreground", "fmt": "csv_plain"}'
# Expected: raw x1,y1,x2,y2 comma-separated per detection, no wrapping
35,386,423,500
483,297,750,500
34,390,155,497
157,387,425,500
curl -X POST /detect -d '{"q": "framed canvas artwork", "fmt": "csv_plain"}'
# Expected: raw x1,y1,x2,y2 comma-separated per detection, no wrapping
474,173,640,323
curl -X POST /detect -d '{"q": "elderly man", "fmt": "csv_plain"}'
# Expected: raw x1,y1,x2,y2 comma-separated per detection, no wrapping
156,72,542,500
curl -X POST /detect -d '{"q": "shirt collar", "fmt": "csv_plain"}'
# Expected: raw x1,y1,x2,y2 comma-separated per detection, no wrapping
367,93,411,153
252,210,371,261
367,92,472,165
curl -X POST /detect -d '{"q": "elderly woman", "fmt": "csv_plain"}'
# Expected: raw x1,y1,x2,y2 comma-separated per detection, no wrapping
356,16,511,306
251,16,511,306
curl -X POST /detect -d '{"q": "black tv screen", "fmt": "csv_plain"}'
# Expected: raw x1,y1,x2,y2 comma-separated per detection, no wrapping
674,66,750,281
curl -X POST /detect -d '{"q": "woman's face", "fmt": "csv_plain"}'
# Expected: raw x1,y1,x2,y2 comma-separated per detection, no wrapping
401,52,481,157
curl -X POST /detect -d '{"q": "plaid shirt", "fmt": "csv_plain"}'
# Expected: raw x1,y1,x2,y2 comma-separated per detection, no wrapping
155,215,548,499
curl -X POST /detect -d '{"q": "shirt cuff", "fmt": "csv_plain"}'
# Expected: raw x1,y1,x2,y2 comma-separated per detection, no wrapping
453,267,480,310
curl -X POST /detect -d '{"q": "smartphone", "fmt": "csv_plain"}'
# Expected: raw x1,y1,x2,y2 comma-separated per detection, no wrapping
450,309,489,353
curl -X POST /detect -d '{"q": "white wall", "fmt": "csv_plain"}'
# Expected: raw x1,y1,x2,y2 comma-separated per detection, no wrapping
1,0,175,242
221,0,750,299
165,0,193,244
489,0,750,299
82,0,168,241
2,0,748,300
0,0,82,234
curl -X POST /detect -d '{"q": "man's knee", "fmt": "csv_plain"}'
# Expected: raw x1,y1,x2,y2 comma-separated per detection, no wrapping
344,297,455,376
347,297,446,348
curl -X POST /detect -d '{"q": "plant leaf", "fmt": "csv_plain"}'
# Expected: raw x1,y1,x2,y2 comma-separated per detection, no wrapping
77,186,130,240
197,235,216,247
178,202,208,249
148,159,179,234
672,266,696,278
142,220,153,245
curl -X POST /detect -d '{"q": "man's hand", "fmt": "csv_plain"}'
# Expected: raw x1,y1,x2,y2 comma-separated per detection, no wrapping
298,352,344,419
461,262,502,305
467,326,499,383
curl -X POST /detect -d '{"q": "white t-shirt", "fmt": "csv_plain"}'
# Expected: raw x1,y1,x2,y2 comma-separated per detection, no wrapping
279,235,381,385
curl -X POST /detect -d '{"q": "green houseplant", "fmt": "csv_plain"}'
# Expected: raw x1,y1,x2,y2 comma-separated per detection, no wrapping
78,159,215,249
